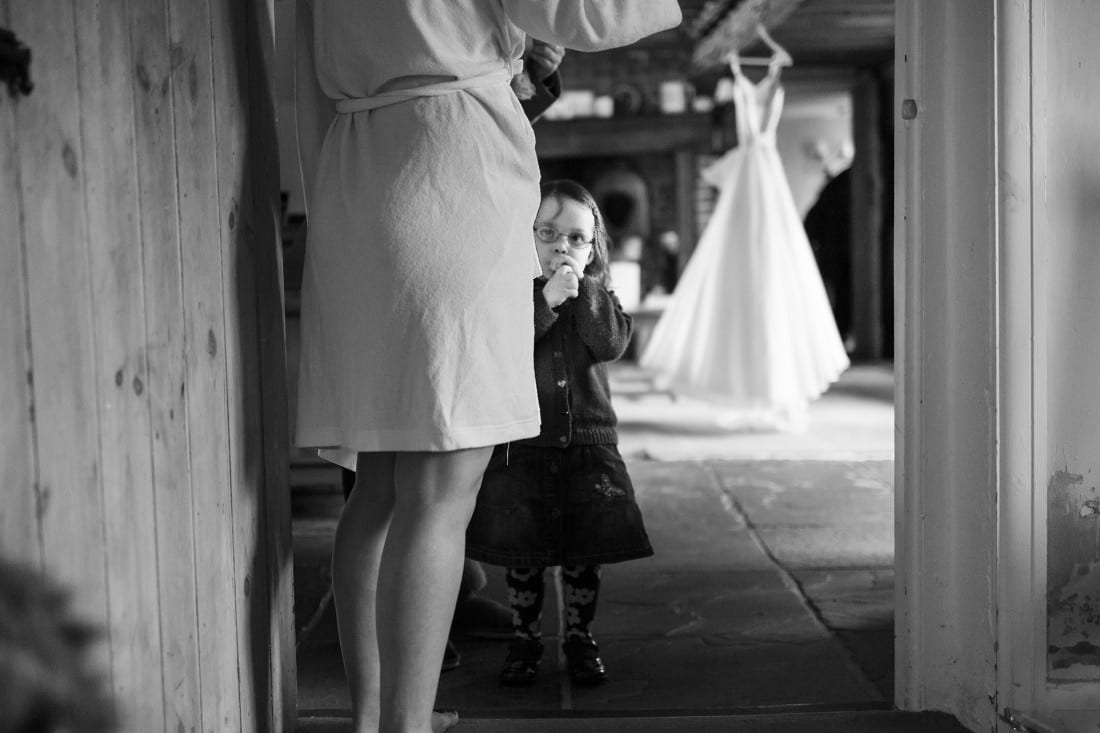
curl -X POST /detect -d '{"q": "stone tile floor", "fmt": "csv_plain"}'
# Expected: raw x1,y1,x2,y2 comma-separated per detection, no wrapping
293,363,925,729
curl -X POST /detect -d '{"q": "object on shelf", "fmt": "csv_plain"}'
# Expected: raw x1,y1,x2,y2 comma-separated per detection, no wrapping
611,82,643,116
692,96,715,113
593,95,614,118
659,80,688,114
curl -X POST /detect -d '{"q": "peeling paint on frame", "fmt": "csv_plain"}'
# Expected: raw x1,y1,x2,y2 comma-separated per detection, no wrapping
1047,469,1100,679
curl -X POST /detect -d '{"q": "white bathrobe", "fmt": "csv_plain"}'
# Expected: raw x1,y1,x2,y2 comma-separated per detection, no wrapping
294,0,681,467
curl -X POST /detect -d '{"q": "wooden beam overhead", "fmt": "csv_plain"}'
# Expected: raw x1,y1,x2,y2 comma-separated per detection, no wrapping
685,0,736,39
685,0,895,72
692,0,808,70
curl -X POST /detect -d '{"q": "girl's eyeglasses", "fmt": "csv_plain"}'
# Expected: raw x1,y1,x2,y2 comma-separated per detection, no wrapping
533,225,594,250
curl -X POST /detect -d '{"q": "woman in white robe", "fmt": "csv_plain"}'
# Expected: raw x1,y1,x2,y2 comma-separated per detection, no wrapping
293,2,681,730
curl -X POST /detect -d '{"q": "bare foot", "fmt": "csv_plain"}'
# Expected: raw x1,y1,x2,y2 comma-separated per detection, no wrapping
432,711,459,732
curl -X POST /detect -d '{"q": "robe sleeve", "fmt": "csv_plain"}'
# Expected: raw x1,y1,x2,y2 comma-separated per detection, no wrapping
502,1,682,52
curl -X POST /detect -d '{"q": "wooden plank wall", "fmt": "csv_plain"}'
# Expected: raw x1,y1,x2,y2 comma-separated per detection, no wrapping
0,6,39,567
0,2,294,732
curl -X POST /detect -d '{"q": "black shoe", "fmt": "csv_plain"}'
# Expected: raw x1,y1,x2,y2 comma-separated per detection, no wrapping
562,637,607,686
442,639,461,672
499,637,544,686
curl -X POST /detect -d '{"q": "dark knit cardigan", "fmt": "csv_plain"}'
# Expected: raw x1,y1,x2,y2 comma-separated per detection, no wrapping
518,275,633,448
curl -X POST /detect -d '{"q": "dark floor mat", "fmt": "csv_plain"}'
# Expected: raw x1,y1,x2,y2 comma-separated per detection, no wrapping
298,709,970,733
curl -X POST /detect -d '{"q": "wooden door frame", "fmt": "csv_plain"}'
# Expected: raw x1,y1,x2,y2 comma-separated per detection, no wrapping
996,2,1041,728
895,3,1000,730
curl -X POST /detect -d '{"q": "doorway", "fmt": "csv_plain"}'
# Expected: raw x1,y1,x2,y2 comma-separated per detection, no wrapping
277,13,899,721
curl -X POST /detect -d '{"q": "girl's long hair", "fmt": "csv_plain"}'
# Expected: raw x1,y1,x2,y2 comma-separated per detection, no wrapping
539,179,612,289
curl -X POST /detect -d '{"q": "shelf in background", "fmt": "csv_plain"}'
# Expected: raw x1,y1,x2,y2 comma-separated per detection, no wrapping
534,111,731,159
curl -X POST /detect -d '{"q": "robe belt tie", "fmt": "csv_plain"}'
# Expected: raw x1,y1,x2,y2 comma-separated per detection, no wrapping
334,61,520,114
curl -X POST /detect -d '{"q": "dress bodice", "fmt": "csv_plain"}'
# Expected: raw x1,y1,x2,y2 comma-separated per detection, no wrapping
699,63,786,190
732,68,785,145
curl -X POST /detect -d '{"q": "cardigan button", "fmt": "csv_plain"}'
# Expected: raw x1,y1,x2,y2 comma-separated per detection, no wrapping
557,379,567,388
559,436,568,444
553,351,563,358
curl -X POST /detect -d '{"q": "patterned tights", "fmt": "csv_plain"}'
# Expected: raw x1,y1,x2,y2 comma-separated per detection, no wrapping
504,565,601,642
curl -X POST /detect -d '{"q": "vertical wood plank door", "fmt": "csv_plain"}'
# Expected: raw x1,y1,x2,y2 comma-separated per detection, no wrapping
127,0,204,726
75,2,166,725
6,0,113,643
0,4,40,568
0,1,293,731
165,0,246,729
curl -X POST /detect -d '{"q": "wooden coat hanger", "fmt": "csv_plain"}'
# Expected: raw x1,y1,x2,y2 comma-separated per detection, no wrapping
726,23,794,68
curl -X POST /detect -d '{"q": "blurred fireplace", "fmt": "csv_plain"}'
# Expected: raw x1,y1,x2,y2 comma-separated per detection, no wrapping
535,110,730,310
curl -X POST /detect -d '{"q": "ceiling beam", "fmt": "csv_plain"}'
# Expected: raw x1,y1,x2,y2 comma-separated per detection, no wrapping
691,0,808,71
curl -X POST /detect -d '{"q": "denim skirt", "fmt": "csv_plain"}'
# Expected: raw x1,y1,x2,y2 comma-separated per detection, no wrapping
466,442,654,567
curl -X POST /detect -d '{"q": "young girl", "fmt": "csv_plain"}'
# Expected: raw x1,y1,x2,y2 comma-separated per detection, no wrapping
465,180,653,687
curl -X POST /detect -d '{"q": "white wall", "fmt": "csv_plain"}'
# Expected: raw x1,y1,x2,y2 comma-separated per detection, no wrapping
1036,0,1100,679
775,87,853,217
997,3,1100,729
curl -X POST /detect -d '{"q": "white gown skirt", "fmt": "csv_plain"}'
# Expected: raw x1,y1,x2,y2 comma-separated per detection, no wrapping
640,141,849,428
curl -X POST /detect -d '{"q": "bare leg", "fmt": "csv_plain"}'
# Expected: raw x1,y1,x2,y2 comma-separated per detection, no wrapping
378,447,492,733
332,453,396,732
332,447,491,733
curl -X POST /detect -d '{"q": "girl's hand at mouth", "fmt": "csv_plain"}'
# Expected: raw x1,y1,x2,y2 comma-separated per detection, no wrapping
548,252,586,279
543,260,581,307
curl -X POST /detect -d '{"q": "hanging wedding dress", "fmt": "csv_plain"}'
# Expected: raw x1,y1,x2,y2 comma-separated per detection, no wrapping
639,53,849,429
